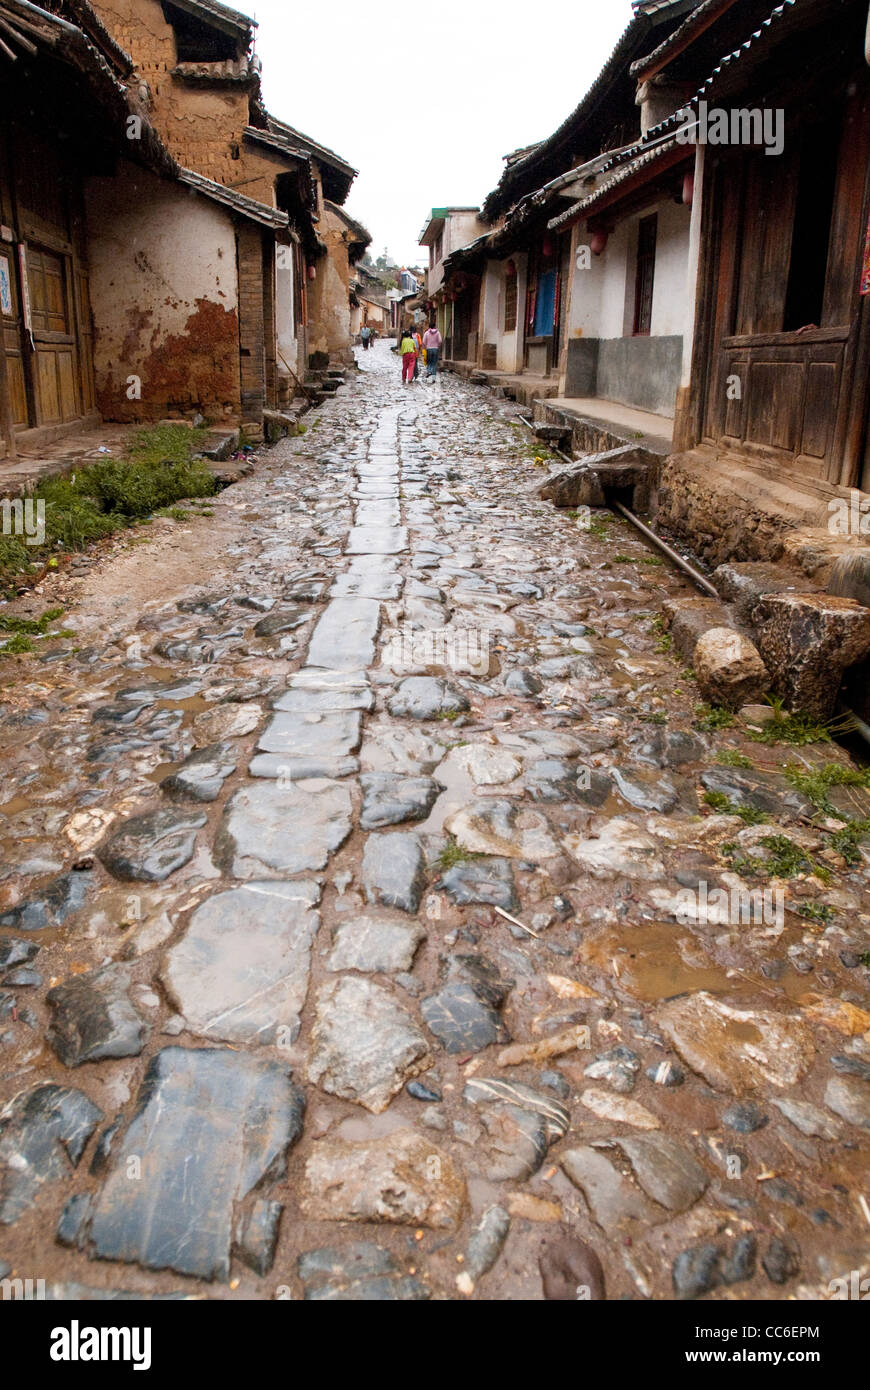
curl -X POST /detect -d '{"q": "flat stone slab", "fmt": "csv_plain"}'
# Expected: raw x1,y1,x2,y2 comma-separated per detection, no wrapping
161,881,320,1045
608,1133,708,1213
438,857,519,912
298,1242,429,1300
307,976,431,1113
658,992,815,1094
0,1084,103,1224
306,599,380,671
422,982,509,1054
248,754,359,780
362,832,427,913
345,527,408,556
445,800,560,863
301,1129,465,1228
326,915,425,974
161,742,238,803
192,703,262,745
46,965,148,1067
359,773,440,829
216,781,352,878
387,677,470,720
98,808,207,883
257,710,362,759
87,1048,305,1281
561,1146,659,1233
272,686,373,714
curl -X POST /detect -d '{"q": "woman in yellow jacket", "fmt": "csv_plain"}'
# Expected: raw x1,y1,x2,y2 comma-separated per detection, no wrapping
400,331,417,385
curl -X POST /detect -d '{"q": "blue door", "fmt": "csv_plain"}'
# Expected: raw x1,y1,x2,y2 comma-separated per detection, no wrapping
534,269,557,336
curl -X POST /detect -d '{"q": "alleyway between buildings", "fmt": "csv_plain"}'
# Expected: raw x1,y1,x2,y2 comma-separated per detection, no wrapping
1,342,869,1302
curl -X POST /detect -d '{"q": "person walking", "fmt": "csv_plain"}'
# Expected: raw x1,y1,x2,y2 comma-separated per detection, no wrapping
413,328,423,380
422,322,442,379
360,324,371,350
399,329,417,385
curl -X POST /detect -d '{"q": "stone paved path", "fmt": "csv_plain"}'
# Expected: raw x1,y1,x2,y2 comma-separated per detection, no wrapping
0,341,869,1300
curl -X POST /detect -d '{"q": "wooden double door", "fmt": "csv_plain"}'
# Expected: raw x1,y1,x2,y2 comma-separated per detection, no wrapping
0,122,96,456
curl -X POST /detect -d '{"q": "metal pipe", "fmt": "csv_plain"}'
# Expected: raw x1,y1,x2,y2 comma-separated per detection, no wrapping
547,440,721,597
536,441,870,750
611,500,721,598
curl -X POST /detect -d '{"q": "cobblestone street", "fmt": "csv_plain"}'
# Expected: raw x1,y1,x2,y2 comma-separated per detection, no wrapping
1,341,869,1302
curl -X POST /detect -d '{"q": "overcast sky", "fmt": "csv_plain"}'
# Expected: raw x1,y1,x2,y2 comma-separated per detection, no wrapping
252,0,635,268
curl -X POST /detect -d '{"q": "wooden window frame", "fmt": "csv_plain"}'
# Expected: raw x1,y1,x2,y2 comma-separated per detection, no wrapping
633,213,657,337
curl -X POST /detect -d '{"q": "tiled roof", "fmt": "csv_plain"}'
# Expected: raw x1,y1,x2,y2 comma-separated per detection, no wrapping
178,168,289,228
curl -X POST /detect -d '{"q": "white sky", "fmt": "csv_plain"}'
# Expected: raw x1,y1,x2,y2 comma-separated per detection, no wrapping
252,0,636,267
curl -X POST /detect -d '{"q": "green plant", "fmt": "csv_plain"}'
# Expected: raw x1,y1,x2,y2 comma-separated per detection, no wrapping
721,834,830,882
702,790,768,825
612,554,633,564
437,839,480,870
695,703,736,732
639,555,664,567
1,632,34,654
785,762,870,815
716,749,754,769
798,902,834,923
0,607,64,635
829,818,870,867
747,697,852,746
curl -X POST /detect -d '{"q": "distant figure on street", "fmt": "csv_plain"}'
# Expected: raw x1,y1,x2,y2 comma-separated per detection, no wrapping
360,324,371,350
413,328,423,379
399,330,417,385
422,323,442,379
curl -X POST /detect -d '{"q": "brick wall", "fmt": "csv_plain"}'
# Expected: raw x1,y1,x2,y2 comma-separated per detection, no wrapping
237,223,265,421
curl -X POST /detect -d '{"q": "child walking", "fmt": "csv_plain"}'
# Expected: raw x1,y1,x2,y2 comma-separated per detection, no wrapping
399,331,417,385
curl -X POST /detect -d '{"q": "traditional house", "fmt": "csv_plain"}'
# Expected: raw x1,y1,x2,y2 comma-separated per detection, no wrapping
647,0,870,560
350,263,389,337
0,0,285,460
432,2,703,418
90,0,361,399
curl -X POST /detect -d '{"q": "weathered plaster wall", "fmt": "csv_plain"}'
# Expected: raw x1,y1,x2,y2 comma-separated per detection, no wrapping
85,164,241,421
307,204,353,360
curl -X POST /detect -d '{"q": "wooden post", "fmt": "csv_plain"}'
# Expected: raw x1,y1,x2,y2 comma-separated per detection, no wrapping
0,330,17,461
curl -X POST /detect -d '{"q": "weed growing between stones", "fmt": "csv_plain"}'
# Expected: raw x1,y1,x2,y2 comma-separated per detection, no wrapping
784,762,870,815
716,749,755,768
702,790,768,825
694,703,736,732
437,839,481,871
746,697,853,746
722,834,831,882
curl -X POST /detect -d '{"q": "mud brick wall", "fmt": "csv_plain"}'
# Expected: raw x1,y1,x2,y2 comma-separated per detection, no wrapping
237,223,267,422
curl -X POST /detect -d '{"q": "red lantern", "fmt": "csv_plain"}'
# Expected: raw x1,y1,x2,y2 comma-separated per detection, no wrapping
505,258,516,278
542,233,555,258
307,263,316,280
682,171,695,207
590,229,609,256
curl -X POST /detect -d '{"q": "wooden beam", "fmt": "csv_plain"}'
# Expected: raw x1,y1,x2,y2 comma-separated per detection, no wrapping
0,333,18,461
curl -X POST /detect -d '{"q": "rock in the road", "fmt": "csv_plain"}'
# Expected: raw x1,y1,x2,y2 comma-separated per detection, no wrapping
422,981,510,1055
564,818,665,880
824,1076,870,1130
362,832,427,913
298,1242,429,1301
464,1077,568,1181
300,1129,465,1229
438,856,519,911
326,915,425,974
608,1133,708,1213
692,628,768,711
0,870,94,932
98,808,207,883
192,703,262,745
216,780,352,878
658,992,814,1093
458,1205,511,1293
561,1146,660,1233
539,1234,606,1301
445,799,560,863
256,709,362,760
307,976,431,1113
86,1048,305,1281
161,743,238,802
161,881,320,1045
46,965,149,1067
0,1084,104,1224
754,592,870,719
359,772,440,829
235,1199,283,1276
387,677,470,721
771,1097,843,1139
